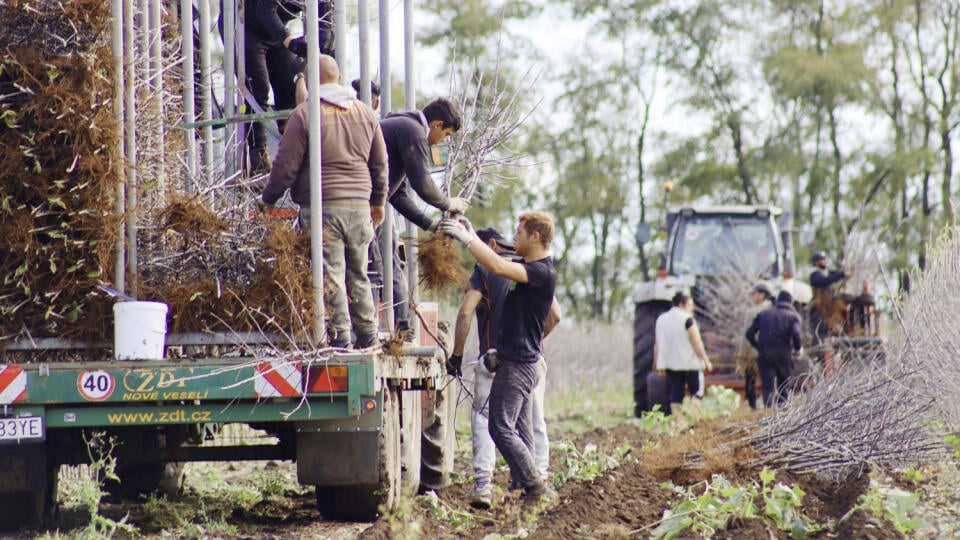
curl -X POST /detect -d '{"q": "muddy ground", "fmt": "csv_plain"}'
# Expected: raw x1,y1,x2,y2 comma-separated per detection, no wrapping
10,414,959,539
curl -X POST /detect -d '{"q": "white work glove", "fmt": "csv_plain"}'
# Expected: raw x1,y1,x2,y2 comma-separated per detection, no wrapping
427,218,440,233
446,197,470,214
438,217,476,245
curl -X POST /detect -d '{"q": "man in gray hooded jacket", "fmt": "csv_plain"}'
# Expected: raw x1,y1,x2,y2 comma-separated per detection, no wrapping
375,98,469,336
261,54,387,349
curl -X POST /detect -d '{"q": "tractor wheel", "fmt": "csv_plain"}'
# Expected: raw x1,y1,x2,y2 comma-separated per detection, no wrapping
633,300,671,417
314,386,403,521
419,377,457,492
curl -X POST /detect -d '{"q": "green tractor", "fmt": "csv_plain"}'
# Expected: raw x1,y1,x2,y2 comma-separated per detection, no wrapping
632,205,813,416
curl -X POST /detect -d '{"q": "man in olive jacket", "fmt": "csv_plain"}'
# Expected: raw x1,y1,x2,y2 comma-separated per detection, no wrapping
261,55,386,349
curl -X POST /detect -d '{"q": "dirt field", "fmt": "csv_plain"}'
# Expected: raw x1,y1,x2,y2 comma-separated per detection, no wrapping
9,405,960,539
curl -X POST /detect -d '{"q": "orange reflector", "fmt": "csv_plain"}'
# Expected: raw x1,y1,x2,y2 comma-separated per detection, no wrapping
657,268,667,279
364,399,376,411
783,270,792,279
306,366,349,393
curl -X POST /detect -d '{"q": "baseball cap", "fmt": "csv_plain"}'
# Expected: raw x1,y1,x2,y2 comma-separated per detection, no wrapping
811,251,826,263
476,227,514,249
750,281,772,296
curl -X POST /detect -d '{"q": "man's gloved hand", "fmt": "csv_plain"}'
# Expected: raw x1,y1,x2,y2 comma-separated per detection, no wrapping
446,196,469,214
427,218,440,233
445,354,463,377
438,217,476,245
287,37,308,57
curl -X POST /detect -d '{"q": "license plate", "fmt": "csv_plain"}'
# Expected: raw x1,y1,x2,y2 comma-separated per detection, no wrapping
0,416,44,442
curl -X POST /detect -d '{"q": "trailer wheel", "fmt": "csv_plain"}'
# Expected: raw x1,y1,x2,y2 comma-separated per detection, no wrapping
633,301,671,417
314,386,402,521
420,377,457,492
0,445,57,531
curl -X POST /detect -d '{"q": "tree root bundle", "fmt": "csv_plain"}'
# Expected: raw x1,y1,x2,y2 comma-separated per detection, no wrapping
0,0,119,344
416,234,469,293
142,212,317,341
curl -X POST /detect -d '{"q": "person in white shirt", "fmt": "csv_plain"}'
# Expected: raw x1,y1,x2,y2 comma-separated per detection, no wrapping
654,291,712,417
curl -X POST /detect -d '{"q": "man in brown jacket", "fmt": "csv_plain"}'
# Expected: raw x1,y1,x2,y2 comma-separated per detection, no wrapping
261,54,387,349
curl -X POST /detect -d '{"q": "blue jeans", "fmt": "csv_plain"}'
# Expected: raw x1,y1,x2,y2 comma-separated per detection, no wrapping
301,201,377,342
488,358,545,491
472,356,548,488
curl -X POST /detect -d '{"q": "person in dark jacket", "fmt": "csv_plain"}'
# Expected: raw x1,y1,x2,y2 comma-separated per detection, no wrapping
808,251,852,342
809,251,851,291
243,0,334,173
376,98,469,336
746,290,803,408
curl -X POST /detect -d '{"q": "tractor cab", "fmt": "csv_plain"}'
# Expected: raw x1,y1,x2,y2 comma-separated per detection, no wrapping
667,206,786,279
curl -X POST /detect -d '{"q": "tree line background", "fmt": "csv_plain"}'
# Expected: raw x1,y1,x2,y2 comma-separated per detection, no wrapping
413,0,959,323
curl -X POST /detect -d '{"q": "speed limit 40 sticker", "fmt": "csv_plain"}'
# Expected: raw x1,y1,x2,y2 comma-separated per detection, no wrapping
77,371,116,401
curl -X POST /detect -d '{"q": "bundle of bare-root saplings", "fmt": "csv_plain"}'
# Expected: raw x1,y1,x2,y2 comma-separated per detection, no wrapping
0,0,317,356
0,0,119,346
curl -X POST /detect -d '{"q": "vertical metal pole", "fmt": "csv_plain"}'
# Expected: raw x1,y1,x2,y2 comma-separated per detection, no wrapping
357,0,371,105
139,0,150,74
198,0,215,194
149,0,165,197
334,0,347,71
304,0,327,345
124,0,139,297
404,0,415,109
378,0,391,114
237,0,247,175
366,0,392,332
223,0,237,177
181,0,197,190
113,0,126,292
404,0,419,340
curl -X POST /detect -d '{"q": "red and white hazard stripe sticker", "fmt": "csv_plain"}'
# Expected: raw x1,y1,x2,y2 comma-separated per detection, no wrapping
254,359,302,398
0,365,27,404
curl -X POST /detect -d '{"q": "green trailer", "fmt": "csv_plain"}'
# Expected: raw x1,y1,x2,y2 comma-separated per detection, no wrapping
0,332,455,528
0,0,460,531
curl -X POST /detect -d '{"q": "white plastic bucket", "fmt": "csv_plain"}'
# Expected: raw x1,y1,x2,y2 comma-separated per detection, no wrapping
113,301,168,360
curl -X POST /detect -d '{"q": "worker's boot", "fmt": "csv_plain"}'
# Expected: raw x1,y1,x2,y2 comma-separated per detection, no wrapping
467,483,492,510
521,480,557,506
355,334,380,350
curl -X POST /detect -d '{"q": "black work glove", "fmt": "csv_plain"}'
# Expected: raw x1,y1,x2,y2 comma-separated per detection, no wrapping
287,37,308,58
445,354,463,377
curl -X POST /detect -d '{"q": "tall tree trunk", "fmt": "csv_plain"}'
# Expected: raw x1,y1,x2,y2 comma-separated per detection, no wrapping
728,114,756,204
